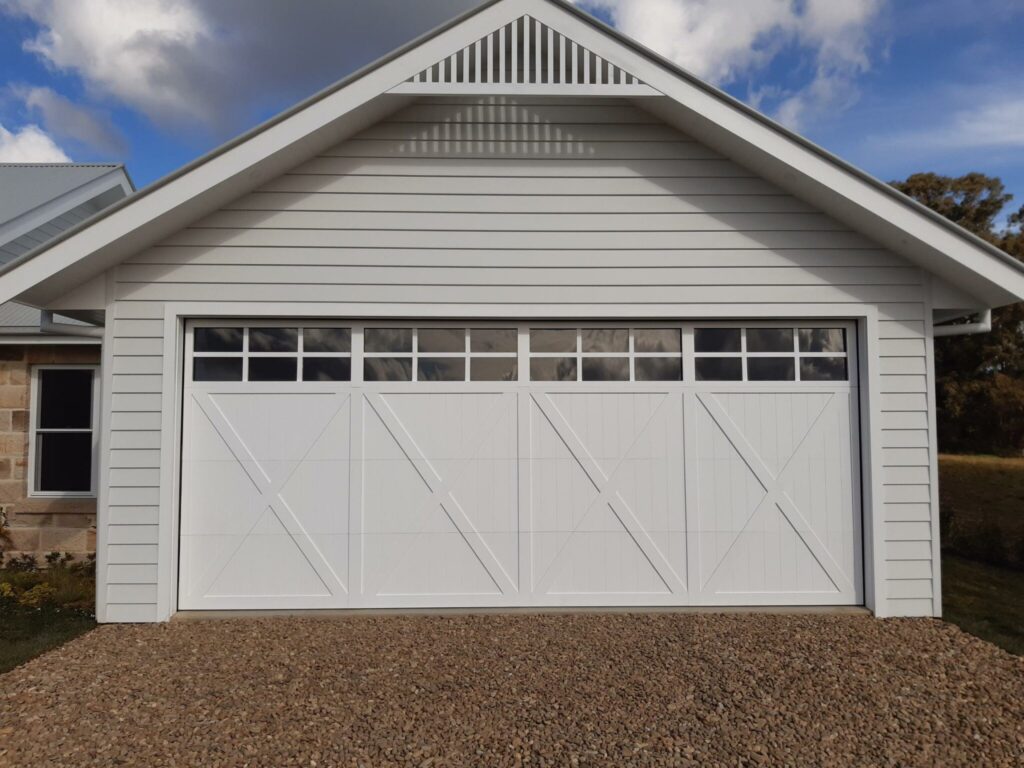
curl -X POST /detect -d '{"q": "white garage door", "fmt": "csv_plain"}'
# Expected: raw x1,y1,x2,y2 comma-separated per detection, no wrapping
179,321,862,610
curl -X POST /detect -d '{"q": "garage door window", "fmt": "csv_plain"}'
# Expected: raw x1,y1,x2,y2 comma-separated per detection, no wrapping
695,327,849,382
193,326,351,382
190,323,849,385
363,328,518,382
530,328,683,382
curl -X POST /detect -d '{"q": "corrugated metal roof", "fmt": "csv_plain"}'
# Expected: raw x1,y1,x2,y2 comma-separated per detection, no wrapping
0,301,90,334
0,163,122,226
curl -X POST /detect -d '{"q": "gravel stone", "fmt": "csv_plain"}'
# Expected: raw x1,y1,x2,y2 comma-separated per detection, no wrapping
1,614,1022,767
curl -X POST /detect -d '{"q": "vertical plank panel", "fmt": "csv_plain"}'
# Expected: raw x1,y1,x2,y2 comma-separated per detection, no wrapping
512,17,519,84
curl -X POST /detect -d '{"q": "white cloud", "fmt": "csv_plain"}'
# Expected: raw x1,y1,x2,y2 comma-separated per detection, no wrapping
1,0,481,134
882,94,1024,151
0,122,71,162
572,0,886,129
15,85,125,155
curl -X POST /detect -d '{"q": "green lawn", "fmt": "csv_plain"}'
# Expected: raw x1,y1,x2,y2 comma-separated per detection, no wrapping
942,555,1024,656
0,604,95,674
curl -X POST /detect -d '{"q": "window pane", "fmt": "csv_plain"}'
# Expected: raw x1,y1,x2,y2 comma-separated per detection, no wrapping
365,328,412,353
194,327,242,352
37,432,91,493
695,328,741,353
581,328,628,353
530,329,577,354
747,357,795,381
799,328,847,353
471,328,517,353
39,369,92,429
801,357,848,381
747,328,793,353
471,358,518,382
303,358,351,382
582,357,629,381
635,358,683,381
249,358,298,382
418,328,465,354
249,327,298,353
418,358,466,382
304,328,351,353
530,358,577,381
193,358,243,382
695,357,742,381
364,358,413,381
634,329,681,354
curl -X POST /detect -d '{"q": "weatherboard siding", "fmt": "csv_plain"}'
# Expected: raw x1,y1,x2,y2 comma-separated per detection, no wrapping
101,97,936,620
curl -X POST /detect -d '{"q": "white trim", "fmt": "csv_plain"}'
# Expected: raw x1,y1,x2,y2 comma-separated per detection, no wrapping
390,83,660,96
27,364,100,499
155,301,880,621
924,286,943,617
95,270,116,622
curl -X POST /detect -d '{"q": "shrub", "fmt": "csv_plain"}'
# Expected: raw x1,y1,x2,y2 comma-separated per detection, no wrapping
18,582,57,608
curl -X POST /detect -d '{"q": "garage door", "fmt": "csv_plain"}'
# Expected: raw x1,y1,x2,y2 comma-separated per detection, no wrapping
179,322,862,610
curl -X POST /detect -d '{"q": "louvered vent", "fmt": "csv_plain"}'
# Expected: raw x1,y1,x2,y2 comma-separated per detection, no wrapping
408,15,644,87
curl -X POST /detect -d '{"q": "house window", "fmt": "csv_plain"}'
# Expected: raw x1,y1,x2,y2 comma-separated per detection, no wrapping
30,367,99,496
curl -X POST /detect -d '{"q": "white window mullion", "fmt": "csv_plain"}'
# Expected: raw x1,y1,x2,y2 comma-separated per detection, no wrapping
352,326,365,384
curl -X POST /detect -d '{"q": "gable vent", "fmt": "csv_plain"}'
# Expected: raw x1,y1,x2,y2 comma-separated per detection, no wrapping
398,15,652,92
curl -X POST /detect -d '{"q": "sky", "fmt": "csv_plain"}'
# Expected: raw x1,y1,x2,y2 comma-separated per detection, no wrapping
0,0,1022,229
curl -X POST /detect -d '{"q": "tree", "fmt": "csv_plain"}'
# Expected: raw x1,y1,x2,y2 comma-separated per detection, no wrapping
891,173,1024,454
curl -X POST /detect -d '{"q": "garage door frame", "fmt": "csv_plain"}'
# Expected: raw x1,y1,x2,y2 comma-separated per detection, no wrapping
172,315,868,612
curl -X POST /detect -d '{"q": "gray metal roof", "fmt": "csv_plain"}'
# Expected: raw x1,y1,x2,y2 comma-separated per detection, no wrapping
0,301,89,334
0,163,123,226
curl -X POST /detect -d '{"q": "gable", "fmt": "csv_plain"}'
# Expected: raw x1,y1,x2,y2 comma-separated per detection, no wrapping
118,95,923,317
397,14,656,95
0,0,1020,311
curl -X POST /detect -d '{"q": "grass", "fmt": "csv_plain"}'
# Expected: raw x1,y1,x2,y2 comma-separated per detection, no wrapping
942,555,1024,656
0,604,95,674
939,454,1024,568
939,454,1024,655
0,558,96,674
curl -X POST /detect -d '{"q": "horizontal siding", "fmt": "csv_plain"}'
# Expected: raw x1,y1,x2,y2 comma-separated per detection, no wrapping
103,96,937,620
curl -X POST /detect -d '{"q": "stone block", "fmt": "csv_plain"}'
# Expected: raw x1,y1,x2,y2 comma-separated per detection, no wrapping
40,527,88,554
0,479,25,503
11,410,27,433
0,459,11,479
0,386,27,409
8,366,27,386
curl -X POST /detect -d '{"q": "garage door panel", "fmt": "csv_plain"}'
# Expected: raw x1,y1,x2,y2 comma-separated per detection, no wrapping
528,392,688,599
359,392,518,600
180,388,351,608
693,390,859,604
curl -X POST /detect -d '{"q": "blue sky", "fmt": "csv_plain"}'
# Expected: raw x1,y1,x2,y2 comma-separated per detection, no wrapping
1,0,1022,229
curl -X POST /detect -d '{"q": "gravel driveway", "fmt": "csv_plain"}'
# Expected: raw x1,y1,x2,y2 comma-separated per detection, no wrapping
1,613,1021,767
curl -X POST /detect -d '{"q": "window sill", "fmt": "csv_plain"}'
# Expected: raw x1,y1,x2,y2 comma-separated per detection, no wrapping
27,492,98,500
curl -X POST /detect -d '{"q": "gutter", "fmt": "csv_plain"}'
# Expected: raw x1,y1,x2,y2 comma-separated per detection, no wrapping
933,309,993,338
40,310,104,338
